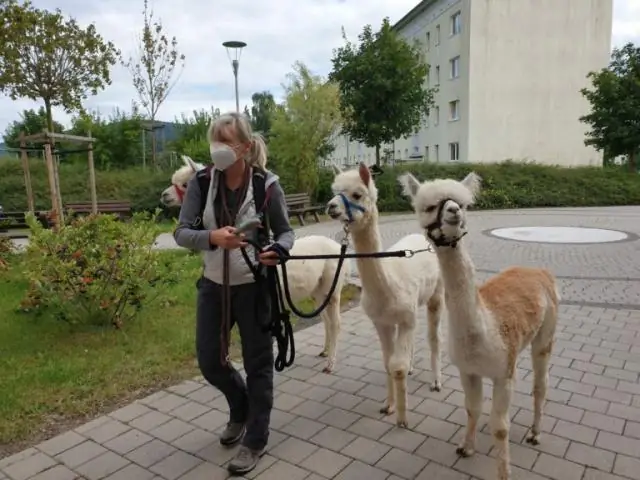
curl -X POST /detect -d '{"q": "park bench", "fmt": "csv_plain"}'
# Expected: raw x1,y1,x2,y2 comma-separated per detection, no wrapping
0,211,52,237
65,200,132,220
285,193,324,226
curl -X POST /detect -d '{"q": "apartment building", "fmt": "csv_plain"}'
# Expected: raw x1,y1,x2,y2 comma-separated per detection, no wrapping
328,0,613,167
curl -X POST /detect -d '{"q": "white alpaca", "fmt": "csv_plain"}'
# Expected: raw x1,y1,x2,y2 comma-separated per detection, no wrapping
326,162,444,428
161,156,351,372
398,171,559,480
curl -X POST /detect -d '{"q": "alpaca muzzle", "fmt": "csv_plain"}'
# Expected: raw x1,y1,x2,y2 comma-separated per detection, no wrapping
425,198,467,248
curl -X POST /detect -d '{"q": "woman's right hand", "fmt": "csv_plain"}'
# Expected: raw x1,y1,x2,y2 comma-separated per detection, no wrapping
209,226,248,250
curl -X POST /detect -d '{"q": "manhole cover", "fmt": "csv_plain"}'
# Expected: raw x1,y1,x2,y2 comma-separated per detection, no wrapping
489,226,629,244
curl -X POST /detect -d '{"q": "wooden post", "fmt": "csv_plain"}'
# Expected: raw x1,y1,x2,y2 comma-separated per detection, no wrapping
87,132,98,214
46,134,65,227
43,141,61,229
19,132,35,213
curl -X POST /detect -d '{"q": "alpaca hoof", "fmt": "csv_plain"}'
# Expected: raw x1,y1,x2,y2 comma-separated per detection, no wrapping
322,366,333,374
455,446,474,457
525,434,540,445
318,350,328,358
380,405,395,415
430,381,442,392
397,419,408,428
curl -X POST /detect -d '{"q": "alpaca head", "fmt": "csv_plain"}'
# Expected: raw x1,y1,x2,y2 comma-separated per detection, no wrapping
326,162,379,232
398,171,482,248
160,156,205,207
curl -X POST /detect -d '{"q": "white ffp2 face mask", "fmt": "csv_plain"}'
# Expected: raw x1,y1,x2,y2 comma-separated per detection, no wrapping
209,143,238,171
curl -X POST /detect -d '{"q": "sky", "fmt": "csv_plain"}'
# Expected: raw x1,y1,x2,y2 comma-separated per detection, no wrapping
1,0,639,136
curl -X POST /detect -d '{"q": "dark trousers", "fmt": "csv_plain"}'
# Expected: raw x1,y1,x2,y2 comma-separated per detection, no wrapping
195,276,274,450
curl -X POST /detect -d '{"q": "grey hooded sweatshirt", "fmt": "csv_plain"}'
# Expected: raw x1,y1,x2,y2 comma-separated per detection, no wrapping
173,168,295,286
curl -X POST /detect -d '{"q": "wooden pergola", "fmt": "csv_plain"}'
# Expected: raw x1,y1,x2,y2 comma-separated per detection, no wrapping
19,130,98,229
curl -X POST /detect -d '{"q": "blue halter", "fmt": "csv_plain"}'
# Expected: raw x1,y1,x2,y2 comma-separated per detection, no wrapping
338,192,366,223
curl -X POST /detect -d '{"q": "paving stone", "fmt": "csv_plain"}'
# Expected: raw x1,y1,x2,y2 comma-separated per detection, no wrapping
129,410,173,432
189,409,227,432
378,427,426,453
532,452,585,480
280,416,325,440
37,430,86,456
148,418,195,443
170,401,211,422
583,468,632,480
175,461,228,480
299,447,352,478
310,425,357,451
29,465,78,480
166,380,202,397
347,416,393,440
453,451,496,480
75,451,130,480
613,454,640,480
582,411,625,434
269,436,318,464
341,435,391,464
0,447,38,470
334,459,389,480
595,431,640,458
552,419,598,444
416,462,470,480
171,428,217,454
149,450,202,479
82,418,130,443
565,442,615,472
103,428,153,455
414,416,458,441
103,463,156,480
317,407,361,429
195,439,240,466
55,440,108,468
125,438,177,468
108,402,153,423
253,459,308,480
375,447,428,479
325,391,364,410
2,452,57,480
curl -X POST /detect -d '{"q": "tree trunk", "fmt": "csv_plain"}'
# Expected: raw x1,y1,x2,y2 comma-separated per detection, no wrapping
44,98,54,134
629,150,637,173
375,144,381,167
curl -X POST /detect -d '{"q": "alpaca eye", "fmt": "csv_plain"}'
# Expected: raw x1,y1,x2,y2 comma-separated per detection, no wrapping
182,183,188,189
352,193,362,200
425,206,436,213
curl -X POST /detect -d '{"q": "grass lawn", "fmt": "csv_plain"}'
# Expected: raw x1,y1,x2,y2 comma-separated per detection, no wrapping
0,249,359,456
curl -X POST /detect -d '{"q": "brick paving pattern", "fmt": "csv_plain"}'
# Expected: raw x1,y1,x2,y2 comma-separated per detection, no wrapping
2,206,639,479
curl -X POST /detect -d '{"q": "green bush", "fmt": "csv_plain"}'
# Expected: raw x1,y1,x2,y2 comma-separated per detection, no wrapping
19,211,178,328
0,234,15,270
1,156,638,214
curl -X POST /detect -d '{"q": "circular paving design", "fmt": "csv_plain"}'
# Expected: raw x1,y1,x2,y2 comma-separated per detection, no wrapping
487,226,630,244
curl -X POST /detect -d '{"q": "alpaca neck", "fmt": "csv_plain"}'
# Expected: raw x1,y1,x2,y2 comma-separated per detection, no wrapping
435,242,486,333
351,213,391,298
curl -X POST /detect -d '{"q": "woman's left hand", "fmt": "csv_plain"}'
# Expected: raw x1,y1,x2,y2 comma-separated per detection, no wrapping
258,248,280,266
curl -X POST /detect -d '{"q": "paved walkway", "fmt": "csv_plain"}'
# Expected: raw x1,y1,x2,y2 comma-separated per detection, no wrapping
2,206,640,479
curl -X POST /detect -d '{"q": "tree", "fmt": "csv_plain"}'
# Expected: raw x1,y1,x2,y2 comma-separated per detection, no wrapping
269,61,341,193
0,0,119,133
122,0,186,166
580,42,640,172
169,107,220,162
248,91,277,138
329,17,435,166
3,107,65,148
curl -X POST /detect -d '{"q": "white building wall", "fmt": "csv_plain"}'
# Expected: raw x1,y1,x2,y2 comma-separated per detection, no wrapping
326,0,613,168
466,0,613,166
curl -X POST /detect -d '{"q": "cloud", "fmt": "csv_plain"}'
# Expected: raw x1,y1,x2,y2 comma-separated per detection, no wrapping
0,0,637,136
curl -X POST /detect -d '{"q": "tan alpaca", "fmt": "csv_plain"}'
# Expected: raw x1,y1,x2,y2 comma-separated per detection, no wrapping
327,163,445,427
161,156,351,373
398,171,559,479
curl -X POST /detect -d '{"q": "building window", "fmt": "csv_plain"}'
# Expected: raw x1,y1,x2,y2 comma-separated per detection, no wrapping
435,144,439,162
450,56,460,79
451,11,461,36
449,100,460,121
435,25,440,45
425,31,430,51
434,106,440,125
425,146,429,161
435,65,440,85
449,142,459,161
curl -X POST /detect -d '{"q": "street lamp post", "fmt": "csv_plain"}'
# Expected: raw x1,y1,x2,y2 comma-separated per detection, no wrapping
222,40,247,112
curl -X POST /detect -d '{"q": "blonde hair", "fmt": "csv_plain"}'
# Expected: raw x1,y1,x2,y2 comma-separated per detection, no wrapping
208,111,268,169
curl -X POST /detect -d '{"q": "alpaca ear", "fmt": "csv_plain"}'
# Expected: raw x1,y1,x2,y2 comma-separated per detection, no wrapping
331,163,343,175
182,155,198,172
358,162,371,186
397,172,420,199
461,171,482,198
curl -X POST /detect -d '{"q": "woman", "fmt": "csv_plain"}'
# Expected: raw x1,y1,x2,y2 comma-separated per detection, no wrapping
173,111,295,475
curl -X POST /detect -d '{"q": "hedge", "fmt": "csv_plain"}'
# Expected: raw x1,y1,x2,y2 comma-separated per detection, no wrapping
0,157,638,214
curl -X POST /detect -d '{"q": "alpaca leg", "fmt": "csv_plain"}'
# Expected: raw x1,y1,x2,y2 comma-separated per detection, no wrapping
408,338,415,376
527,333,554,445
374,322,396,416
456,373,483,457
427,294,443,392
318,307,329,358
491,378,514,480
322,299,341,374
390,322,414,428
